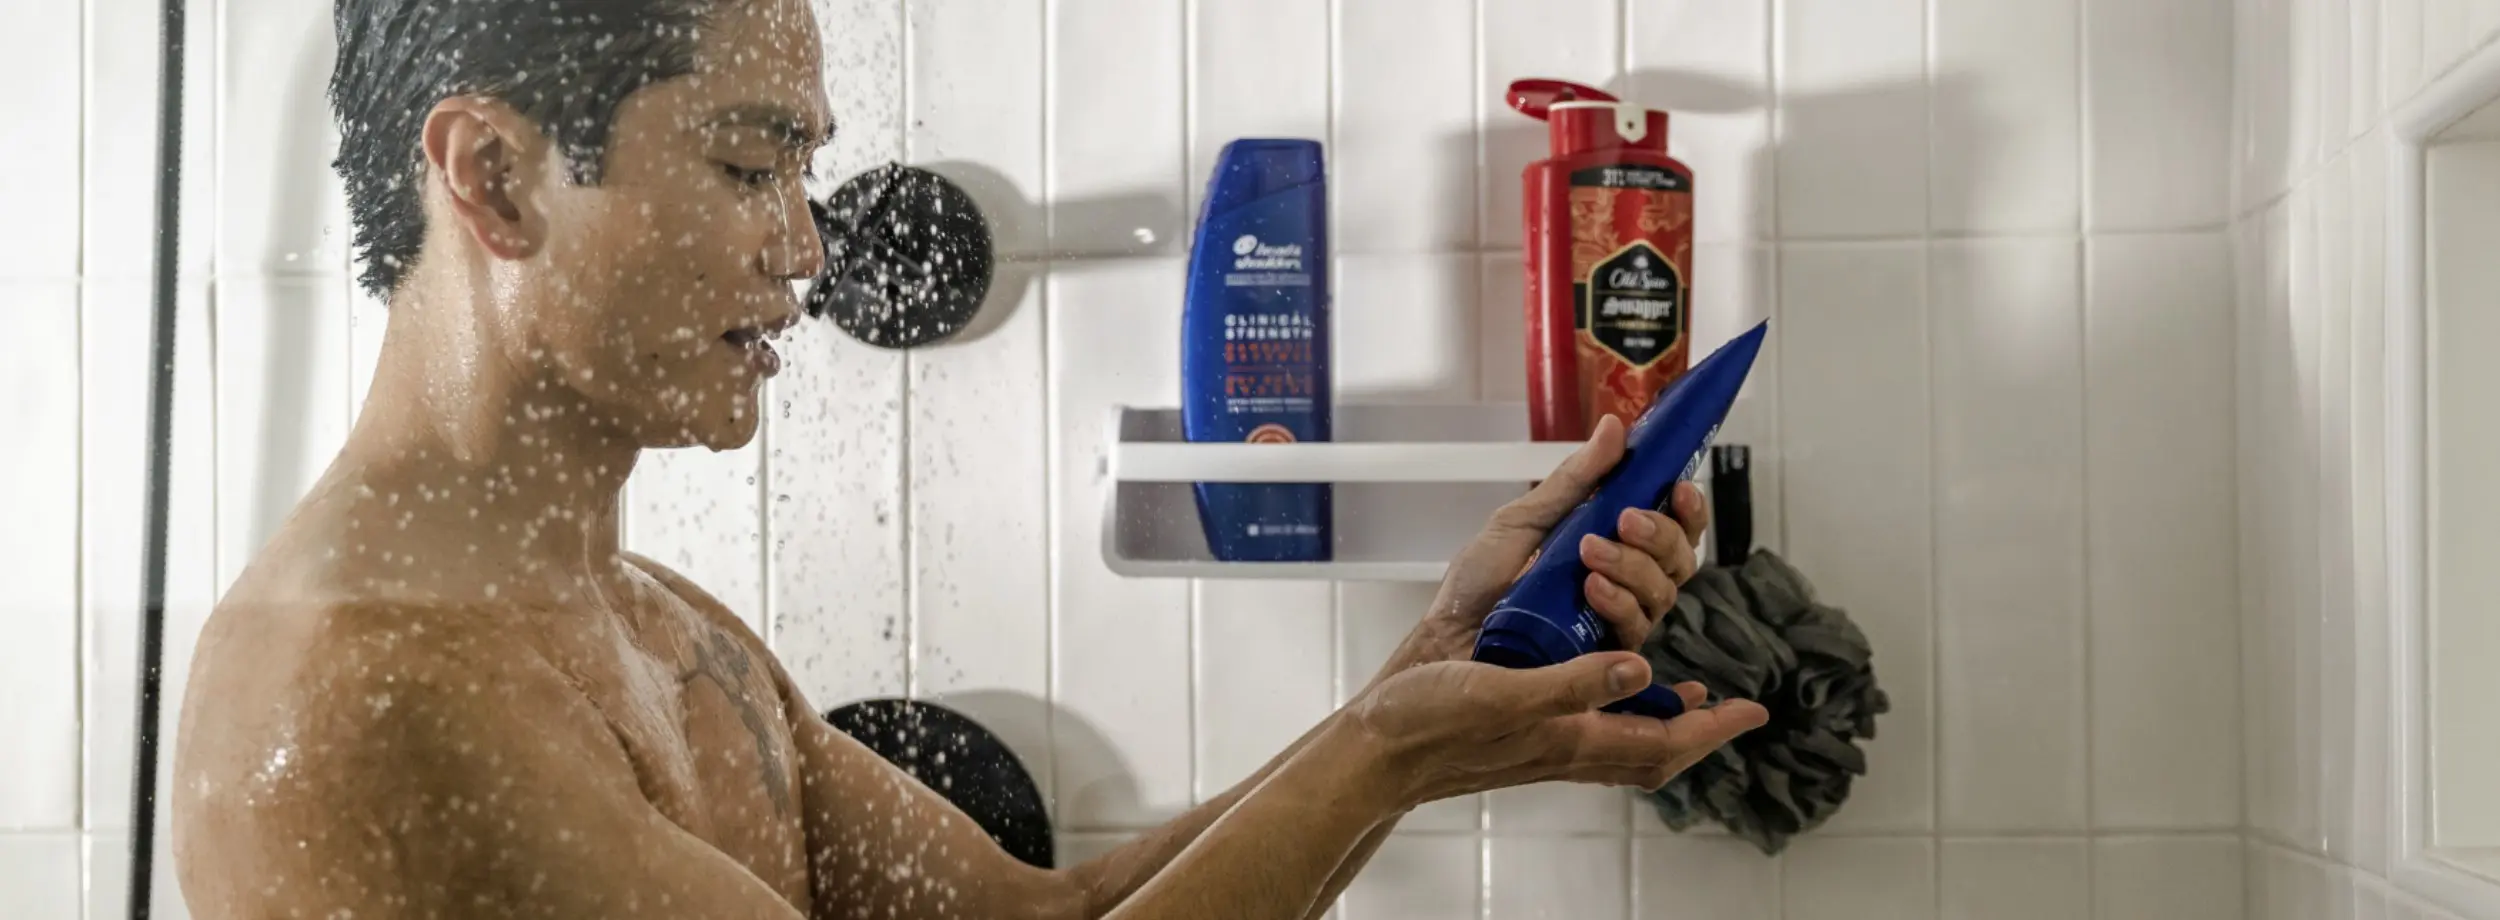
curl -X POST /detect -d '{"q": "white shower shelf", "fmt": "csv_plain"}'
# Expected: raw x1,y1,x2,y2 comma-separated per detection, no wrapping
1099,403,1578,582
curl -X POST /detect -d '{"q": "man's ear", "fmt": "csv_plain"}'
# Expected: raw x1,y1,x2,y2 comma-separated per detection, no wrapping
419,97,548,260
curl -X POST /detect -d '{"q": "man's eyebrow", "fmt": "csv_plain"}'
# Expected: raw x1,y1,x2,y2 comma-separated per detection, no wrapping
702,103,837,149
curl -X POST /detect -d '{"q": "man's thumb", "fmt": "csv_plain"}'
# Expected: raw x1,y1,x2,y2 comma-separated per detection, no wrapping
1521,652,1649,719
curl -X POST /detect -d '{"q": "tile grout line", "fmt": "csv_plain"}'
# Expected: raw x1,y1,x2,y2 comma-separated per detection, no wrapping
1471,0,1487,255
1324,2,1346,891
1620,1,1640,915
1182,0,1202,809
898,0,917,701
1038,0,1058,828
2075,0,2098,915
1766,0,1790,662
1471,0,1490,896
1766,16,1790,920
72,0,92,866
1922,0,1945,912
989,226,2237,268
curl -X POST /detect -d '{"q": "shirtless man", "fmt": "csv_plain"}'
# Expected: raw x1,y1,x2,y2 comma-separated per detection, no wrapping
168,0,1769,916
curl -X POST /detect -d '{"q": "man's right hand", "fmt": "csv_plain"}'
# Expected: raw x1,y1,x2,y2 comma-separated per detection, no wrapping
1336,650,1769,811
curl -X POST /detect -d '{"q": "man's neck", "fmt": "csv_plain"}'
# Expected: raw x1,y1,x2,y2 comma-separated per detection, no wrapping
335,287,640,602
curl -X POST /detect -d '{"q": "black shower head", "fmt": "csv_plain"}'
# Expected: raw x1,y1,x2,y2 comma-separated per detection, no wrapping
804,163,996,350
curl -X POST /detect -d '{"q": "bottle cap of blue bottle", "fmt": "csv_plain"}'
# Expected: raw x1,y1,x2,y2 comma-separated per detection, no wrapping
1471,320,1769,719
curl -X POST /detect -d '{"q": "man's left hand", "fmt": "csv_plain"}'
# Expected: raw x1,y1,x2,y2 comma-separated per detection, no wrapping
1372,414,1710,686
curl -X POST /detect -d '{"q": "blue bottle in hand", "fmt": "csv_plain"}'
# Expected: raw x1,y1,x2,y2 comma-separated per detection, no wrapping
1470,321,1769,719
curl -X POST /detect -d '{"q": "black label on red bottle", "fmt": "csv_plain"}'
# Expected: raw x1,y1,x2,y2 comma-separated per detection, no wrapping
1570,164,1690,192
1580,241,1682,368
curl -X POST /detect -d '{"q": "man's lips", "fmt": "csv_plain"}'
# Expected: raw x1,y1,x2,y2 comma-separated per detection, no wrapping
721,316,796,377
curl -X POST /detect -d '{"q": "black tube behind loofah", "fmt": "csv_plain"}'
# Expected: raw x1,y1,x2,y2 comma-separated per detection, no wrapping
1636,548,1890,855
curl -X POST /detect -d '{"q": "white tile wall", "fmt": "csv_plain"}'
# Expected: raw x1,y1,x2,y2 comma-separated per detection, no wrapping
2343,133,2392,878
1930,0,2082,235
1048,259,1194,829
1929,238,2087,833
1778,242,1935,834
1047,0,1185,257
1192,579,1334,796
215,0,345,278
0,833,83,919
1775,0,1927,239
8,0,2269,917
0,1,84,280
1785,836,1937,920
1487,835,1627,920
1333,0,1476,253
2,286,83,829
1941,838,2091,920
1628,0,1774,246
211,277,353,589
1344,834,1479,920
79,281,218,836
2387,0,2425,110
908,268,1051,785
767,0,908,706
2084,234,2241,831
2093,835,2246,920
2086,0,2236,231
1633,835,1780,920
1188,0,1329,224
1478,0,1621,250
907,0,1045,256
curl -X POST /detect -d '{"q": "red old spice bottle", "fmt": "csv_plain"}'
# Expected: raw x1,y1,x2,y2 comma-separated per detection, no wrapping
1511,78,1695,442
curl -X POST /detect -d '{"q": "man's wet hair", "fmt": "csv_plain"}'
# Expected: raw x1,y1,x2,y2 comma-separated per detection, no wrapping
329,0,721,299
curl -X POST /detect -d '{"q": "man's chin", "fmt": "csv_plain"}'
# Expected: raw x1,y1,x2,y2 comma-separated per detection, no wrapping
633,405,762,453
684,411,762,452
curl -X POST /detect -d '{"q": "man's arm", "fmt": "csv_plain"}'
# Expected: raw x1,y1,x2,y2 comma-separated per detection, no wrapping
775,682,1386,920
770,639,1745,920
1062,711,1396,918
751,643,1392,920
697,417,1704,919
628,549,1389,920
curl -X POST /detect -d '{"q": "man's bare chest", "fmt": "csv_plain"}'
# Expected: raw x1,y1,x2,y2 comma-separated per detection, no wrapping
568,588,811,899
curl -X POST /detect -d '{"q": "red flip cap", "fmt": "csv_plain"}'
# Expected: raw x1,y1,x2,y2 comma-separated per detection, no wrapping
1506,78,1620,121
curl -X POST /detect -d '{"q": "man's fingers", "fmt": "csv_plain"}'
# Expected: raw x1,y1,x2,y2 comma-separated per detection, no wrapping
1583,571,1658,652
1539,697,1770,771
1481,651,1648,722
1614,508,1699,586
1582,532,1675,623
1672,681,1707,710
1670,481,1709,546
1430,416,1631,615
1485,415,1627,544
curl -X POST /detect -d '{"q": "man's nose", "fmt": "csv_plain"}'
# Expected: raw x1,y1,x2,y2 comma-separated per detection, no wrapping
762,190,827,284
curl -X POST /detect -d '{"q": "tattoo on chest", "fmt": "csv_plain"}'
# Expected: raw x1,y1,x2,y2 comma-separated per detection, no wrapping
682,631,794,814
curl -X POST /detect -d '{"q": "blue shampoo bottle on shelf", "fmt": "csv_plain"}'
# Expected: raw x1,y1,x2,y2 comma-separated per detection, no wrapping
1471,321,1769,719
1181,139,1332,562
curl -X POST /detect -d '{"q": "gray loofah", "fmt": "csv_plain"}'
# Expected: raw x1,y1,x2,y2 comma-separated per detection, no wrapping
1636,548,1888,855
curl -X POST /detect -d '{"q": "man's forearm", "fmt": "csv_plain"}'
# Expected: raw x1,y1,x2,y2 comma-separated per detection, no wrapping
1093,719,1402,920
1065,711,1406,919
1298,818,1399,920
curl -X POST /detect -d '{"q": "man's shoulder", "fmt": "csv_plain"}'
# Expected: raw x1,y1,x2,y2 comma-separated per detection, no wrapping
189,595,589,752
620,551,767,644
170,598,643,915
